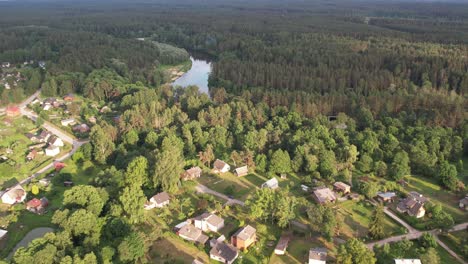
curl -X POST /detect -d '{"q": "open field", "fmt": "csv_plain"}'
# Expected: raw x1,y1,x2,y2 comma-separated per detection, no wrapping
439,230,468,261
149,235,210,263
269,234,329,264
337,200,405,240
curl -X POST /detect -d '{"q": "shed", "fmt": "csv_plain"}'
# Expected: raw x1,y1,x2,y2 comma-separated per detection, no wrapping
234,166,249,177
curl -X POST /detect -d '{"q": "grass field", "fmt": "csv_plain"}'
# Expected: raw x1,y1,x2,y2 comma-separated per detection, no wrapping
149,235,210,263
404,175,467,223
439,230,468,261
196,171,255,200
269,234,328,264
337,200,404,240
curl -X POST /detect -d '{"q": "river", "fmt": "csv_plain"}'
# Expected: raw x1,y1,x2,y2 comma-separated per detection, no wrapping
172,56,212,95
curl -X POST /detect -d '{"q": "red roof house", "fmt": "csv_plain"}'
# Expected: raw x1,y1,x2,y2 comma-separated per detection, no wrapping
6,106,20,117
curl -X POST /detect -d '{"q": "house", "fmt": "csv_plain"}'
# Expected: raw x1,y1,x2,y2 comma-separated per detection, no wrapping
377,192,397,203
458,195,468,211
26,197,49,215
301,185,310,192
61,118,76,126
1,62,10,68
192,259,204,264
274,236,290,255
28,143,47,150
394,260,422,264
210,235,226,247
333,182,351,194
1,185,27,205
397,192,427,218
234,166,249,177
43,104,52,111
73,124,90,133
25,133,39,142
45,145,60,157
181,166,202,181
6,106,21,117
177,224,209,244
63,94,75,101
144,191,170,210
49,136,64,147
231,225,256,250
312,187,337,204
38,130,52,143
261,177,279,190
210,242,239,264
39,178,51,187
54,161,66,171
26,149,38,161
0,229,7,241
88,116,97,124
193,213,225,232
213,159,230,173
309,248,327,264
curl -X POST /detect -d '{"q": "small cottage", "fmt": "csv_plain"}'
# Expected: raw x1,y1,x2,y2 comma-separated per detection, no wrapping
26,197,49,215
261,177,279,190
377,192,397,203
1,185,27,205
144,191,170,210
181,166,202,181
177,224,209,244
309,248,327,264
231,225,256,250
210,242,239,264
26,150,38,161
312,187,337,204
193,213,225,232
213,159,230,173
234,166,249,177
61,118,76,126
333,182,351,194
45,146,60,157
397,192,427,218
49,136,64,147
394,260,422,264
274,236,290,255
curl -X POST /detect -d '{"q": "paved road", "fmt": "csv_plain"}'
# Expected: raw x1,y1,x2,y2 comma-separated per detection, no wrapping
20,108,75,144
19,90,41,108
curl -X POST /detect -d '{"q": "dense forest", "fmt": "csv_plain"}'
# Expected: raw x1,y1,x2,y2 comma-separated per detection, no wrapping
0,0,467,263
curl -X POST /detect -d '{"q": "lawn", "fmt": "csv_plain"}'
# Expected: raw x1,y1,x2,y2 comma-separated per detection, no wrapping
404,175,467,223
149,235,210,264
439,230,468,261
337,200,405,240
197,171,255,200
269,234,328,264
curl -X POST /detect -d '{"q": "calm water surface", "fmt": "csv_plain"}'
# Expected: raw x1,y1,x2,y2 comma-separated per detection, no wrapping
172,57,212,94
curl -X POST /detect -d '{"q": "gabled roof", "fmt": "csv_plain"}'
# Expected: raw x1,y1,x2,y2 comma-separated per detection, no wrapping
262,177,278,188
213,159,228,170
313,187,336,203
234,165,248,176
210,242,238,262
186,166,202,175
377,192,396,199
333,181,350,190
233,225,256,241
2,185,26,202
275,236,290,252
309,248,327,261
152,192,170,204
460,197,468,205
0,229,7,239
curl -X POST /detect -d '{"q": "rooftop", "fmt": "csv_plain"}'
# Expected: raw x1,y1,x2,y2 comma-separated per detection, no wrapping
309,247,327,261
152,192,170,204
210,242,238,262
233,225,256,241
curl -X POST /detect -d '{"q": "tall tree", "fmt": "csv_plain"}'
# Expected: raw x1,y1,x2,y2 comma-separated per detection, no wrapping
337,238,376,264
368,205,385,239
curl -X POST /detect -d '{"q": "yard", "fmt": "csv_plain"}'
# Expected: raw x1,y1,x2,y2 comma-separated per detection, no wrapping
269,234,330,264
403,175,467,223
149,235,210,264
337,200,405,240
196,171,255,201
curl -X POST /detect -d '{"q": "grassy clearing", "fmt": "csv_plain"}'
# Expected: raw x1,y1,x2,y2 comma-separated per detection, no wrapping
439,230,468,261
269,235,328,264
197,171,254,200
149,235,210,263
337,200,404,240
404,175,467,223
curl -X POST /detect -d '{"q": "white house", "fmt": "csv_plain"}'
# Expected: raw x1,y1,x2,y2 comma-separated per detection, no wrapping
49,137,64,147
394,260,422,264
261,177,279,190
144,192,170,210
1,185,27,205
0,229,7,240
45,146,60,157
193,213,225,232
309,248,327,264
213,159,230,173
61,118,76,126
